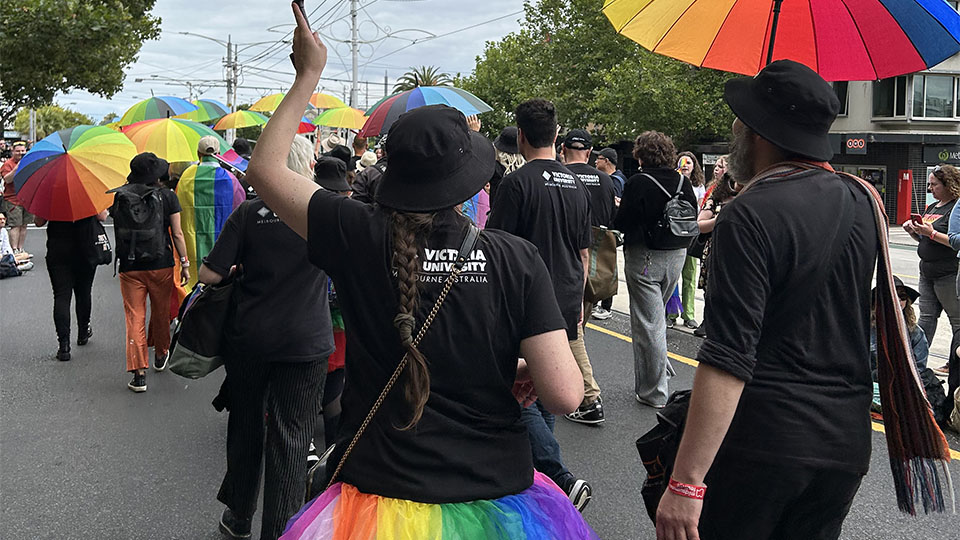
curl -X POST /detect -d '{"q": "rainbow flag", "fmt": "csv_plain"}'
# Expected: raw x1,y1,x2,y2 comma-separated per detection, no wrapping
176,160,244,289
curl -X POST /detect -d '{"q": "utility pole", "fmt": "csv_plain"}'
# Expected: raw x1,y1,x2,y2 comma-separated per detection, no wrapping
28,108,36,142
350,0,359,107
384,70,388,98
225,35,236,144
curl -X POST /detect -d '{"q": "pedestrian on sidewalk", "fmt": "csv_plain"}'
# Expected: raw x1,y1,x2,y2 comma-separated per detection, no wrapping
111,153,190,393
487,99,598,505
1,141,33,258
614,131,696,408
655,60,877,540
242,15,595,536
693,172,740,339
34,210,107,361
203,137,335,540
675,152,706,330
903,163,960,352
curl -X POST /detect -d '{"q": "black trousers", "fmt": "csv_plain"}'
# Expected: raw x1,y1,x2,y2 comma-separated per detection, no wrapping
217,355,326,540
699,457,863,540
46,259,96,342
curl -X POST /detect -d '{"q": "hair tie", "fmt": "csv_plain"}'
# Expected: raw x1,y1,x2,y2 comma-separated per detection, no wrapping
393,314,416,347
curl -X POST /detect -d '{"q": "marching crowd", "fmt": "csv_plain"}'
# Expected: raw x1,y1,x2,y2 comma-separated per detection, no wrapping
4,6,960,540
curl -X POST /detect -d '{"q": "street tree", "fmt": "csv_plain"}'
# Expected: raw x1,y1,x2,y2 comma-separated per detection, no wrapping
455,0,736,149
14,105,93,140
0,0,161,128
392,66,452,93
99,112,120,126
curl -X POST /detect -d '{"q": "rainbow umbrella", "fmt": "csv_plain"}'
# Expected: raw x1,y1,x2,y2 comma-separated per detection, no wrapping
119,96,198,126
249,93,286,113
298,116,317,134
310,93,347,109
176,162,245,289
176,99,230,123
313,107,367,130
13,126,138,221
214,110,269,131
359,86,492,137
602,0,960,81
122,118,228,162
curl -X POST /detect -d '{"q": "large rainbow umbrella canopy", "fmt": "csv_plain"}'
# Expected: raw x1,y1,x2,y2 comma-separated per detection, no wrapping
13,126,138,221
359,86,492,137
214,110,269,131
119,96,199,126
312,107,367,130
176,162,245,289
310,93,347,109
122,118,229,162
602,0,960,81
176,99,230,123
249,93,286,113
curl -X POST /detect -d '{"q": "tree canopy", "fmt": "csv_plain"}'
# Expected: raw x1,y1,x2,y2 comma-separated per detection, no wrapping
14,105,93,140
393,66,452,93
0,0,161,128
455,0,736,149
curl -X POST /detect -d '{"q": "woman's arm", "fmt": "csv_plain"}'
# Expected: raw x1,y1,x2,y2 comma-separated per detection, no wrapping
169,212,190,286
948,203,960,251
519,329,583,414
243,4,327,240
914,220,952,247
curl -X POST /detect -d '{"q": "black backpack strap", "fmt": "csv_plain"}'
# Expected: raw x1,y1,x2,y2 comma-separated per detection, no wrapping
454,223,481,271
675,172,684,195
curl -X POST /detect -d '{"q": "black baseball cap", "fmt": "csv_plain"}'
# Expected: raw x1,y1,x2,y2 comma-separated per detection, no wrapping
563,129,592,150
598,148,617,163
375,105,495,212
314,156,350,192
724,60,839,161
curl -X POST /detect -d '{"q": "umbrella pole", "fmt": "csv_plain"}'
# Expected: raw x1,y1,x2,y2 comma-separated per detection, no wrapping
765,0,785,66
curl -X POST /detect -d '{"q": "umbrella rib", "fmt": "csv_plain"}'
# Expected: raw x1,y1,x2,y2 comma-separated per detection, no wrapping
915,0,960,46
806,0,819,74
840,0,879,80
698,0,740,67
651,0,700,53
611,0,658,33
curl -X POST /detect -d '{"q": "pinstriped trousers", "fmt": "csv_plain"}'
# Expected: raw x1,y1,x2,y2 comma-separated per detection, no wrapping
217,354,326,540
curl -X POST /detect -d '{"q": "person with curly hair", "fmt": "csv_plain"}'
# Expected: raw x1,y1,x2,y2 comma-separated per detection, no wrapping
905,163,960,356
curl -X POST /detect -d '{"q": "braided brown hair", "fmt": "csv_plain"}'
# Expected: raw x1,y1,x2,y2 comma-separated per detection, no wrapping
390,210,437,429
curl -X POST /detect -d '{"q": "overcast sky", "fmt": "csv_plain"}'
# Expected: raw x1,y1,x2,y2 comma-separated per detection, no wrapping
58,0,526,121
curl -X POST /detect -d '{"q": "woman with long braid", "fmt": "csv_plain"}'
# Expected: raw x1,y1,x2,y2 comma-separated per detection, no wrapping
233,5,597,538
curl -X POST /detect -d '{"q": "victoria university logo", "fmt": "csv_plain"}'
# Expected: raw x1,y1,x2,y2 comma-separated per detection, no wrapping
418,247,488,284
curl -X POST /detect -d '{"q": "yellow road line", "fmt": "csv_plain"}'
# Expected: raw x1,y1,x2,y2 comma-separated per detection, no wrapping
585,323,960,461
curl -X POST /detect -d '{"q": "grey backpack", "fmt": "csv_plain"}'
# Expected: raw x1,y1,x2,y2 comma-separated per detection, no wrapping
642,172,699,250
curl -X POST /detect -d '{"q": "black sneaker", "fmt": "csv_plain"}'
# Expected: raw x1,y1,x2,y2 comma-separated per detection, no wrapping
154,350,168,372
127,373,147,393
219,507,252,539
77,324,92,346
564,399,605,425
57,339,71,362
562,478,592,513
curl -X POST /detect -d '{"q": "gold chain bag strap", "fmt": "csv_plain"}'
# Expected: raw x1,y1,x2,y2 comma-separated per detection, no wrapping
324,223,481,491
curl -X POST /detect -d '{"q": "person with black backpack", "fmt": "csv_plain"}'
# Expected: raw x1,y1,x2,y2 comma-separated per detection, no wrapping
110,152,190,393
613,131,697,409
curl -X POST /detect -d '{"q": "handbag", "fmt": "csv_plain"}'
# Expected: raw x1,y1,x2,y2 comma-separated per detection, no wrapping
167,271,240,379
583,225,619,304
0,253,21,278
305,223,481,502
635,390,691,521
89,219,113,266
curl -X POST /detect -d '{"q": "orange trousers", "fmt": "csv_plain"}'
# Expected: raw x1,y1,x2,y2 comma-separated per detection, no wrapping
120,268,174,372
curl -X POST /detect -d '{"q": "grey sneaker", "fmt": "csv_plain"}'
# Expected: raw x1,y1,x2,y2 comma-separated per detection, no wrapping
591,306,613,320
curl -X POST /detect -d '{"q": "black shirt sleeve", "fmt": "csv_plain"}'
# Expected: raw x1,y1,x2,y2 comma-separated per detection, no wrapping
202,202,244,276
486,175,521,234
614,174,645,234
696,214,771,382
163,188,182,215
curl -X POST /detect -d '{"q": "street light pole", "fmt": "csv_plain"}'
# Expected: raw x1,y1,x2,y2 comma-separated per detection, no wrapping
350,0,359,107
225,34,236,144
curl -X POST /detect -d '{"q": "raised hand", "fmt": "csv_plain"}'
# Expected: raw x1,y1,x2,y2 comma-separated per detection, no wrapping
290,2,327,78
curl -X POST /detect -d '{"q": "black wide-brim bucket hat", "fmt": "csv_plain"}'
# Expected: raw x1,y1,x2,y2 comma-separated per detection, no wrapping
724,59,840,162
375,104,495,213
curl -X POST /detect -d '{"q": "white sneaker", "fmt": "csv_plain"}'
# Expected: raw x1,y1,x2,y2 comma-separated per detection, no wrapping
591,306,613,320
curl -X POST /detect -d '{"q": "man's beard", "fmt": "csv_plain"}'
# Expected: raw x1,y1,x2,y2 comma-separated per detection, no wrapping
727,127,755,185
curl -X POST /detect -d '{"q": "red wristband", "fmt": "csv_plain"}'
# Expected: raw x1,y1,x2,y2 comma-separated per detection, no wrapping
668,478,706,500
930,231,937,240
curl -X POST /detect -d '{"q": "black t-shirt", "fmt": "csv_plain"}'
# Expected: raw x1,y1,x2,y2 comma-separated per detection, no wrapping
566,162,617,228
203,198,333,362
113,187,182,273
45,217,98,266
486,159,592,340
917,200,958,279
307,190,566,503
698,167,877,473
614,168,698,248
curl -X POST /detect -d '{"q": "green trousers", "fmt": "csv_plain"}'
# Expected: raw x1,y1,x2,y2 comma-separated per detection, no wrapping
681,256,698,321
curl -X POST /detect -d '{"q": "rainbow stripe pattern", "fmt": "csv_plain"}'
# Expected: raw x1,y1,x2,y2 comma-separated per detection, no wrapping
602,0,960,81
280,472,599,540
176,161,244,289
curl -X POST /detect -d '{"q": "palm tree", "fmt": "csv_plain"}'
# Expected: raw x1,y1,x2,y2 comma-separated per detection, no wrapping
392,66,452,93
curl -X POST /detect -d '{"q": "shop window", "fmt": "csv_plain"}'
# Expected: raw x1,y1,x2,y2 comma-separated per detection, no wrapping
949,1,959,12
833,81,848,116
913,75,957,118
873,76,907,117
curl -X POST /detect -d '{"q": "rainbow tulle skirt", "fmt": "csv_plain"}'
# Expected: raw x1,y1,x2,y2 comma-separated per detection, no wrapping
280,471,599,539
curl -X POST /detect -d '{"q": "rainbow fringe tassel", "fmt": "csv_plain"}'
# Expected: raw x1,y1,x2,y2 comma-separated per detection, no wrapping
280,471,599,539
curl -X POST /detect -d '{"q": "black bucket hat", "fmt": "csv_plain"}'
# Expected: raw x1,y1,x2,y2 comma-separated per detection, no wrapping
874,276,920,303
723,59,839,161
126,152,169,185
494,126,519,154
314,156,350,192
376,105,495,212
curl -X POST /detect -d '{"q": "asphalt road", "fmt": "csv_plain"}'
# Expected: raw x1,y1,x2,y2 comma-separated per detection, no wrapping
3,227,960,539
